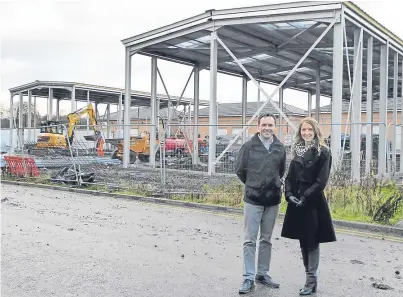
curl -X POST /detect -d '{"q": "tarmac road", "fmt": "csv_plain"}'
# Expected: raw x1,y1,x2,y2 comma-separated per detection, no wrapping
1,184,402,297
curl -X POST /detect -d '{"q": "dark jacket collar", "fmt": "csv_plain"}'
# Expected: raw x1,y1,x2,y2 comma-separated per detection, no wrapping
251,133,282,149
304,146,319,161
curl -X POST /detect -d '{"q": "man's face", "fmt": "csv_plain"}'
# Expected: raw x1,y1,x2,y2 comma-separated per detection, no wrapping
258,116,275,139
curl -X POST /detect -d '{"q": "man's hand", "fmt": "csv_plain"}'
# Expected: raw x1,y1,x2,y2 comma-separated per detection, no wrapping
296,196,306,208
288,196,300,205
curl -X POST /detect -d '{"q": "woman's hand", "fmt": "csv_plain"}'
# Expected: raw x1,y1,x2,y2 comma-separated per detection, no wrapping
288,196,300,205
296,196,306,207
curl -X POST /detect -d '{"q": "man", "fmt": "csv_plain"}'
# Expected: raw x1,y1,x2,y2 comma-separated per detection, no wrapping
235,112,286,294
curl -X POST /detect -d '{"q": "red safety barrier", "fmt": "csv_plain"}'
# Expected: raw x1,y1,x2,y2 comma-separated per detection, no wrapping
4,155,40,177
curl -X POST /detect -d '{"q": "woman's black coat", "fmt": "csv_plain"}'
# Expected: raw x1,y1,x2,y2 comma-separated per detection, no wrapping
281,145,336,247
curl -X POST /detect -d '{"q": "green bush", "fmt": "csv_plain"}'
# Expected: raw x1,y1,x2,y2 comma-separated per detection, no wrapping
326,173,403,225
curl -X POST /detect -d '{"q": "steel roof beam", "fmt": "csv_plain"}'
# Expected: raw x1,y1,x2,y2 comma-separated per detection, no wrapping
222,26,333,76
207,32,318,81
278,22,322,49
212,10,338,27
260,61,332,76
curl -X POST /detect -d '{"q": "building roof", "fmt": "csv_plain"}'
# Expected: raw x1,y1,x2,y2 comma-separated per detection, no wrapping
313,98,403,113
197,101,307,117
121,1,402,101
9,80,209,108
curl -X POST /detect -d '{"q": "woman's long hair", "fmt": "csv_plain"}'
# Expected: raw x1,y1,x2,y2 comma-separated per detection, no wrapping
294,117,328,149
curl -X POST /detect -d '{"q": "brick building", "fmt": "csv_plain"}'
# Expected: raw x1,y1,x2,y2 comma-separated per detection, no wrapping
313,98,402,143
109,101,307,143
196,101,307,142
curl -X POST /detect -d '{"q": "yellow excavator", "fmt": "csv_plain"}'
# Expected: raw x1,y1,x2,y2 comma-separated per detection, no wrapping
107,132,153,164
107,118,166,164
28,103,104,156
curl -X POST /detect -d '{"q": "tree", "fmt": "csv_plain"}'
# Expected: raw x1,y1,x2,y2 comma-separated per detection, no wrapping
0,102,40,128
0,104,10,116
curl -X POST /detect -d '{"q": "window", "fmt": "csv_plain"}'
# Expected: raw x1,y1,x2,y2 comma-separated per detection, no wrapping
40,124,64,135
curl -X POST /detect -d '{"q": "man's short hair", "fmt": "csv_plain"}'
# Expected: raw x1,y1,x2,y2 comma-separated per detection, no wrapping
258,112,277,125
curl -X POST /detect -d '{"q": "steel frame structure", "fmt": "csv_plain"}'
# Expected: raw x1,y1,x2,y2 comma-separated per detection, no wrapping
119,1,401,178
8,80,207,153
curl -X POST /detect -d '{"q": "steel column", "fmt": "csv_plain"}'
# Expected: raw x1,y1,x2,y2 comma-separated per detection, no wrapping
378,43,389,177
150,57,158,168
208,30,218,175
351,28,363,181
33,97,37,141
401,57,403,173
70,86,75,113
156,97,160,125
242,76,248,143
9,94,14,149
168,101,171,137
117,92,123,138
87,91,90,134
331,20,343,170
123,49,132,168
95,103,99,120
188,104,191,142
257,82,261,107
315,67,320,122
106,104,111,150
392,52,398,169
137,107,140,134
365,36,373,175
56,99,60,121
192,65,200,165
278,87,284,141
48,88,53,120
19,92,23,148
183,105,187,134
27,90,32,141
307,91,312,118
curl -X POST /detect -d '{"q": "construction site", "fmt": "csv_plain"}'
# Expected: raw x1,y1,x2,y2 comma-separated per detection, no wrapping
2,1,403,197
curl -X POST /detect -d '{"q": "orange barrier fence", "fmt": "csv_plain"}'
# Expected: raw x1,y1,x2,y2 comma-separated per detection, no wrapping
4,155,40,177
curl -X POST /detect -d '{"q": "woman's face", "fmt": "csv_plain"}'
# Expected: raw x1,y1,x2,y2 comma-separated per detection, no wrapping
300,122,315,142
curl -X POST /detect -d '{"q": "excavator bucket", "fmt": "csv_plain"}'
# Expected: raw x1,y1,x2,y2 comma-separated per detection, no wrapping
83,135,99,141
104,138,123,146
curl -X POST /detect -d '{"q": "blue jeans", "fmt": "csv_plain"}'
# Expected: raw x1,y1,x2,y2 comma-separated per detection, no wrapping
243,202,279,280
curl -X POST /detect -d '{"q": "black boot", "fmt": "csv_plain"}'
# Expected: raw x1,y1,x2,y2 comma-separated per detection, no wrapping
239,279,254,294
299,246,319,295
255,274,280,288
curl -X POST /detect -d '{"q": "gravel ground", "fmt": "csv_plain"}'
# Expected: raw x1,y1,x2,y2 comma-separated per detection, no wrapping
45,162,241,194
1,184,403,297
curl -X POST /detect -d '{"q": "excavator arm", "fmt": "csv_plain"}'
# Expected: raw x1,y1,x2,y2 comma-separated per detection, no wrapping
66,103,100,145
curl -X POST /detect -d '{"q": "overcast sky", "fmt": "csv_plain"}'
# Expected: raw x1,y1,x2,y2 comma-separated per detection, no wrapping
1,0,402,116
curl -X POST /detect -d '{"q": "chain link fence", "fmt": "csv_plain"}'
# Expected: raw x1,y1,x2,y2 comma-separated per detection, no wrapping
2,121,400,200
2,124,122,188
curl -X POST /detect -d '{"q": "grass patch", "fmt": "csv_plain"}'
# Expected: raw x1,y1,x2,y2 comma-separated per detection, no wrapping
115,183,153,197
4,172,402,226
326,174,403,225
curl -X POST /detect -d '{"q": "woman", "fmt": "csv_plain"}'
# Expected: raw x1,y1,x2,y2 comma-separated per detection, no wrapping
281,117,336,295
